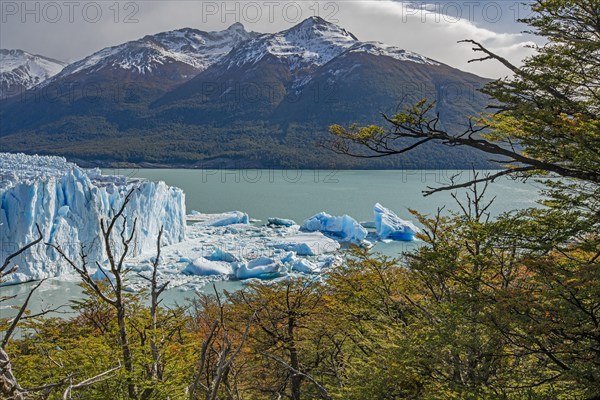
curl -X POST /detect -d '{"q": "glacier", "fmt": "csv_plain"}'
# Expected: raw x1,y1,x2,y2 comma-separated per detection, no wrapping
0,153,186,284
374,203,420,241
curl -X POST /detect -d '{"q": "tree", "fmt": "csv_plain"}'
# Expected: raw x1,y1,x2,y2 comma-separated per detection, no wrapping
328,0,600,195
326,1,600,397
1,227,44,400
49,189,141,399
226,278,336,400
188,287,252,400
1,228,122,400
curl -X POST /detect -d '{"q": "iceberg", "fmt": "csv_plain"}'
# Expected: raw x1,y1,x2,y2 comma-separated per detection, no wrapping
270,232,340,255
280,251,296,264
207,211,249,227
268,217,296,227
183,257,233,276
0,153,186,284
318,255,340,269
206,248,241,263
301,212,367,244
291,258,319,274
235,257,281,280
373,203,419,241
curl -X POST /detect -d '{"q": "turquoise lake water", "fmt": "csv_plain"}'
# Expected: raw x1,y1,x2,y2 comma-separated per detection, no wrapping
111,169,541,223
1,169,544,317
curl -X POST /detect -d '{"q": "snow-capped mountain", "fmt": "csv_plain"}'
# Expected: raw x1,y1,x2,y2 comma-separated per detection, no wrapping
0,49,66,98
221,16,357,71
156,17,444,111
1,17,492,169
49,23,258,85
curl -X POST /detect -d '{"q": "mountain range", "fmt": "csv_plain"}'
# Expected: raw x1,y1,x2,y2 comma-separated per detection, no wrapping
0,17,492,168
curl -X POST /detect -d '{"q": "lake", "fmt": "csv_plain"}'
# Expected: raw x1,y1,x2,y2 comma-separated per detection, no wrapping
1,169,543,317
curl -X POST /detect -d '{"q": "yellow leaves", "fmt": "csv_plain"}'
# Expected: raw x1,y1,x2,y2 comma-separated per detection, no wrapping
390,112,417,125
328,123,346,138
358,125,385,139
481,113,528,142
329,123,385,143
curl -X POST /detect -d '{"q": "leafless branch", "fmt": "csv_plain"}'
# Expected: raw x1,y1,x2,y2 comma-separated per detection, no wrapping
2,279,45,348
260,352,333,400
62,362,122,399
0,224,43,279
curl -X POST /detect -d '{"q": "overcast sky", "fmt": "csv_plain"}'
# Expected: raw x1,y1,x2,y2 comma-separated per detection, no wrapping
0,0,539,78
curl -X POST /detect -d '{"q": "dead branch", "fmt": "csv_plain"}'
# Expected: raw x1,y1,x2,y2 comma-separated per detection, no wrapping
2,279,45,348
0,224,43,280
62,362,121,399
260,352,333,400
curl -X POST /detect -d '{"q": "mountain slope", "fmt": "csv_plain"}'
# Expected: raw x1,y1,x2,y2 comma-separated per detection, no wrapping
0,24,258,134
0,49,66,99
46,23,258,87
0,18,494,169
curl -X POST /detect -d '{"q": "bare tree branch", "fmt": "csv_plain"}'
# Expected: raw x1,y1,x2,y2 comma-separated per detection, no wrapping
260,352,333,400
62,362,121,399
423,167,537,196
0,224,43,280
2,279,45,348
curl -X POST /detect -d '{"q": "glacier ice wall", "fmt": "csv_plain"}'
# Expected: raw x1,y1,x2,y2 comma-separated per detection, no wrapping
0,153,186,284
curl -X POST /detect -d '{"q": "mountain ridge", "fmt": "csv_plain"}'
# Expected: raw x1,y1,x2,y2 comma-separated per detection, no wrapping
0,49,66,99
0,18,494,169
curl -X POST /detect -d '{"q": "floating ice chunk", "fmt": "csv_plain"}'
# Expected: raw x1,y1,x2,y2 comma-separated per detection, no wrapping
268,217,296,227
235,257,280,280
292,258,319,274
225,224,259,234
183,257,233,276
270,232,340,255
360,221,376,229
301,212,367,243
207,248,241,263
374,203,419,241
188,211,249,225
207,211,249,227
280,252,296,264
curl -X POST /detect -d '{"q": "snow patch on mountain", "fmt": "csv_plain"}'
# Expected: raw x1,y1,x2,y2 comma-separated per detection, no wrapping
0,49,66,98
50,24,258,80
346,42,440,65
222,16,358,71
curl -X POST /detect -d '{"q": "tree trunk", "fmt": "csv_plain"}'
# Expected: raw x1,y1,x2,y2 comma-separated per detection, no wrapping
117,301,137,399
288,316,302,400
0,348,23,400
